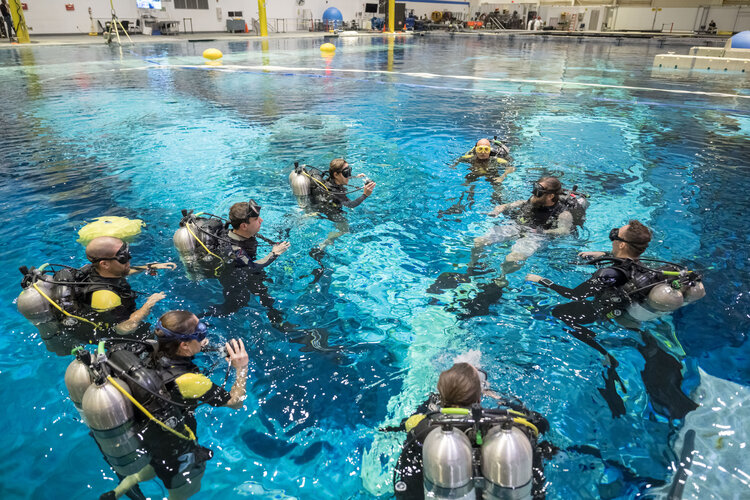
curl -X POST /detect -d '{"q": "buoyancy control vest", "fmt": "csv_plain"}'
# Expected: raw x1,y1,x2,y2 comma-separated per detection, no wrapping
460,137,512,162
591,257,705,325
394,400,549,500
17,264,138,355
173,209,280,280
511,187,590,231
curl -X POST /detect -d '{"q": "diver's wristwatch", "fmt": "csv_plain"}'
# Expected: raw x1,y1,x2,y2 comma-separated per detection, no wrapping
538,278,554,287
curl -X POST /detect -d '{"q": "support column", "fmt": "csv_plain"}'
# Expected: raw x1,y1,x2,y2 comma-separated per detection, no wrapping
258,0,268,37
8,0,30,43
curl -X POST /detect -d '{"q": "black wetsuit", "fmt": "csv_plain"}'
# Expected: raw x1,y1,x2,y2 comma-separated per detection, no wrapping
144,356,232,489
539,259,698,419
214,231,284,324
322,180,369,209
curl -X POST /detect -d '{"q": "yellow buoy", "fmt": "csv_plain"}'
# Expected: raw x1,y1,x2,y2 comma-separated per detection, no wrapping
320,43,336,53
203,48,223,61
77,216,145,245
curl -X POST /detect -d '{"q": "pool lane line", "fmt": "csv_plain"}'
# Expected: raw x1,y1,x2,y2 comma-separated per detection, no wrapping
167,63,750,101
139,63,749,114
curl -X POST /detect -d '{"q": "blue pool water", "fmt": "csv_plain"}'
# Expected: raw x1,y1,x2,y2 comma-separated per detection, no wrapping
0,34,749,499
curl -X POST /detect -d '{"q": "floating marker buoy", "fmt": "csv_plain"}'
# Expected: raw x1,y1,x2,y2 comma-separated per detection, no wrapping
77,216,145,245
203,48,223,61
320,43,336,53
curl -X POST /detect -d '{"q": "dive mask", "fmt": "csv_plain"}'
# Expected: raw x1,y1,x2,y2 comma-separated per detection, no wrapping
531,182,548,198
341,166,352,178
475,145,492,154
155,320,208,342
91,242,131,264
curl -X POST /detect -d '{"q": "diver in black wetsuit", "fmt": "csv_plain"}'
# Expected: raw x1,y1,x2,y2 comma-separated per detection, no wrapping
526,221,700,419
313,158,377,249
211,200,291,325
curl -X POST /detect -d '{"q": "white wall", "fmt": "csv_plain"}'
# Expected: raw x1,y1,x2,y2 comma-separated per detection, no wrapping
19,0,750,34
539,5,605,31
22,0,249,34
611,6,750,32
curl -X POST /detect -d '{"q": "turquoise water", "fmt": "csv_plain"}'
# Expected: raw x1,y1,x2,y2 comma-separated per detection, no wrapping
1,34,749,499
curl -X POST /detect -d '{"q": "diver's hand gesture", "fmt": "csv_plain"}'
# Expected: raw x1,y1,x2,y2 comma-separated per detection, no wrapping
225,339,249,370
488,204,506,217
364,181,376,197
272,241,290,256
148,262,177,271
144,292,166,309
578,251,606,260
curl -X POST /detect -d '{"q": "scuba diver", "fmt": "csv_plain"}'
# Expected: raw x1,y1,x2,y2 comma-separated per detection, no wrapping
173,199,291,326
478,176,586,272
428,177,587,318
17,236,174,355
526,221,705,419
289,158,376,276
391,363,551,499
439,137,515,218
66,310,249,500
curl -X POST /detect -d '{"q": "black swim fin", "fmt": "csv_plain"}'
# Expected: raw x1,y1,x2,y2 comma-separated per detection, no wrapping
426,272,472,294
289,328,343,353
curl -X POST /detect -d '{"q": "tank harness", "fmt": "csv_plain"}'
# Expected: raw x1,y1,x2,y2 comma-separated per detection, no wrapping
74,341,201,442
173,210,279,278
460,137,512,163
587,257,704,321
18,263,141,338
392,399,550,499
512,186,590,230
288,162,370,206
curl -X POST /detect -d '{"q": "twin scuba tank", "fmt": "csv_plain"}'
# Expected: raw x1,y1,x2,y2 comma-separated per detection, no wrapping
622,269,705,324
422,423,534,500
63,342,179,476
398,407,543,500
605,260,706,325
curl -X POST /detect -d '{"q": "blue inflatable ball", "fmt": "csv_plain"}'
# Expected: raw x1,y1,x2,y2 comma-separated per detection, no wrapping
322,7,343,23
730,30,750,49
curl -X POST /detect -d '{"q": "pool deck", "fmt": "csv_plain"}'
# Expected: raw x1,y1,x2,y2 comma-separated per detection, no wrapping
0,29,729,49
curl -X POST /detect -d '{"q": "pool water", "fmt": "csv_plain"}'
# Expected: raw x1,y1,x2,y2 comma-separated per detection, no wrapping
0,34,748,499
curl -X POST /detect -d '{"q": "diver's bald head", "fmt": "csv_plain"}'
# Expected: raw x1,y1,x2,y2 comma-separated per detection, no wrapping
86,236,124,262
476,139,491,147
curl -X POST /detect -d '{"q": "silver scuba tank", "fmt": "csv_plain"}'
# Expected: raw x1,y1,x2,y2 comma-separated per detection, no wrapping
82,378,150,476
646,283,684,312
173,225,196,255
17,280,56,326
481,425,533,500
65,358,94,420
682,280,706,303
422,424,476,500
289,162,311,197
